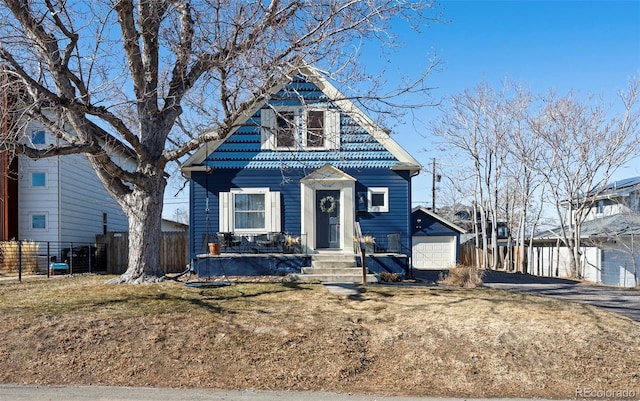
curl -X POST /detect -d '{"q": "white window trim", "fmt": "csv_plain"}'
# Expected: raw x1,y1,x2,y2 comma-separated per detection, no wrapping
29,212,48,231
30,171,47,189
219,188,281,234
261,107,339,151
368,187,389,213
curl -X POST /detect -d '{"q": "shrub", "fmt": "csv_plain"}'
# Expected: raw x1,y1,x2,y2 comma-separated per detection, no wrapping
439,264,485,288
379,271,402,282
0,240,41,273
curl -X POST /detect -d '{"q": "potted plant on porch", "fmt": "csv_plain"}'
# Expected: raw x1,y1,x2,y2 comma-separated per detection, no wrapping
283,234,301,254
362,235,376,254
353,235,376,254
208,242,222,255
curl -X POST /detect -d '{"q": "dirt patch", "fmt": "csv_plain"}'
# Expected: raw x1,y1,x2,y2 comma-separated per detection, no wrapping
0,275,638,399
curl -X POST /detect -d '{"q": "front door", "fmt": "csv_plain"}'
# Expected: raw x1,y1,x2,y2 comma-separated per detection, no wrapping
316,190,340,249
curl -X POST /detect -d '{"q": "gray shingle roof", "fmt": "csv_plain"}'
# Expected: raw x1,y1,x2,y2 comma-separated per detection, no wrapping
541,213,640,239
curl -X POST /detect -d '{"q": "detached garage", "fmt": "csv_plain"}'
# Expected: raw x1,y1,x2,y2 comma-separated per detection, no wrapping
411,207,466,270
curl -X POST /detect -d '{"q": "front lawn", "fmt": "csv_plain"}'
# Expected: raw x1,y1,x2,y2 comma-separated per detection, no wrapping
0,275,638,398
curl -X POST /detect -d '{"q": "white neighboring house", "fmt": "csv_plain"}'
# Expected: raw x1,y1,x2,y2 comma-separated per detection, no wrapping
161,219,188,232
531,177,640,287
18,123,129,246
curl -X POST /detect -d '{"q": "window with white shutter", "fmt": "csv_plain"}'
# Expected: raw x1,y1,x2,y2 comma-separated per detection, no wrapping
219,188,281,233
260,107,340,151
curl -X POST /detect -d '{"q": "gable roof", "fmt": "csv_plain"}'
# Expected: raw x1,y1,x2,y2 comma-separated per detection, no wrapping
300,163,356,184
412,206,467,234
180,66,421,176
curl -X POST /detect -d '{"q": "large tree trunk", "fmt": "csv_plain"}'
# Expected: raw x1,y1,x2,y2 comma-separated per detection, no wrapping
107,177,167,284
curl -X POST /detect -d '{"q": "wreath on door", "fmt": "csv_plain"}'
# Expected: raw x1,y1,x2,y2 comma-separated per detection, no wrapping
319,195,337,214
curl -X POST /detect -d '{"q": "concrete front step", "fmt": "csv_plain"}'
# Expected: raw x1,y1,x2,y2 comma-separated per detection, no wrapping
293,273,378,283
311,252,356,260
302,267,363,275
292,251,378,283
311,261,357,269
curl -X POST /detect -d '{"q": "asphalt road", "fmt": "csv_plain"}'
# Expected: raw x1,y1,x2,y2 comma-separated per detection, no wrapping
412,269,640,322
0,385,564,401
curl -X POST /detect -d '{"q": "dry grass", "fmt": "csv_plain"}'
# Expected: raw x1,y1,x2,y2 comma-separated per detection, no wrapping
439,264,485,288
0,275,639,399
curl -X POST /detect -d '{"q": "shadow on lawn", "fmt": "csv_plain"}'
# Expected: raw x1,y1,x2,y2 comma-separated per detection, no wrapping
410,268,579,285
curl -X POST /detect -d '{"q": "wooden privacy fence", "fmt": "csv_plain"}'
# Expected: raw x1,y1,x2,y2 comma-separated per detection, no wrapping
459,241,516,271
97,232,189,274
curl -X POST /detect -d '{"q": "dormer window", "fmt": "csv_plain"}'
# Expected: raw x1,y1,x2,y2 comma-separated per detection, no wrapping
261,107,339,151
276,111,296,148
307,110,325,148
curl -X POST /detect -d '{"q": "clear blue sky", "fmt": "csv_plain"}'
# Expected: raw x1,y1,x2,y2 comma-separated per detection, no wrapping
163,0,640,220
394,0,640,206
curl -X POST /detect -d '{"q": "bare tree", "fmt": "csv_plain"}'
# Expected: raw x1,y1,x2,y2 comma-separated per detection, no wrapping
431,85,489,268
502,85,547,273
529,79,640,278
432,81,525,270
0,0,441,283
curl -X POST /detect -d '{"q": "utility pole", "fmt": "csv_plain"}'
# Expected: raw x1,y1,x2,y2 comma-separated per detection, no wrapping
432,158,436,212
432,159,441,213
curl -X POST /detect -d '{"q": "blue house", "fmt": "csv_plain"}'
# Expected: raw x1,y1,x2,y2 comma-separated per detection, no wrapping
181,66,421,280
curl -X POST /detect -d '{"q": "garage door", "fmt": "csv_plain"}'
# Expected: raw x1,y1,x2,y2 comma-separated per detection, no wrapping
412,236,456,270
601,249,623,286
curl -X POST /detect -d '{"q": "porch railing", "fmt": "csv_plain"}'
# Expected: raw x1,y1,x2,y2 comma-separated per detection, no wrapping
200,232,308,255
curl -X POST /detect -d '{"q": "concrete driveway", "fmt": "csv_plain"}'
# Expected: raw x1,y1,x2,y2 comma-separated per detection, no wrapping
411,269,640,322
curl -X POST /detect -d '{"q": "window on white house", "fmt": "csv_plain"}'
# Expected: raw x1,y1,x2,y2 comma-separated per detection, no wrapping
261,107,339,151
31,172,46,187
31,214,47,229
368,187,389,213
31,130,45,145
219,189,281,233
597,200,605,214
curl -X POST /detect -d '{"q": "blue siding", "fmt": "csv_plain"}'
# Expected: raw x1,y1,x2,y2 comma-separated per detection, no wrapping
193,255,311,277
190,168,412,260
348,169,411,256
357,255,410,276
190,168,305,258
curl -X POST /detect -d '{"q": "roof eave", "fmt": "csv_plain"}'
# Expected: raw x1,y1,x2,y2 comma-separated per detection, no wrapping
391,162,422,177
